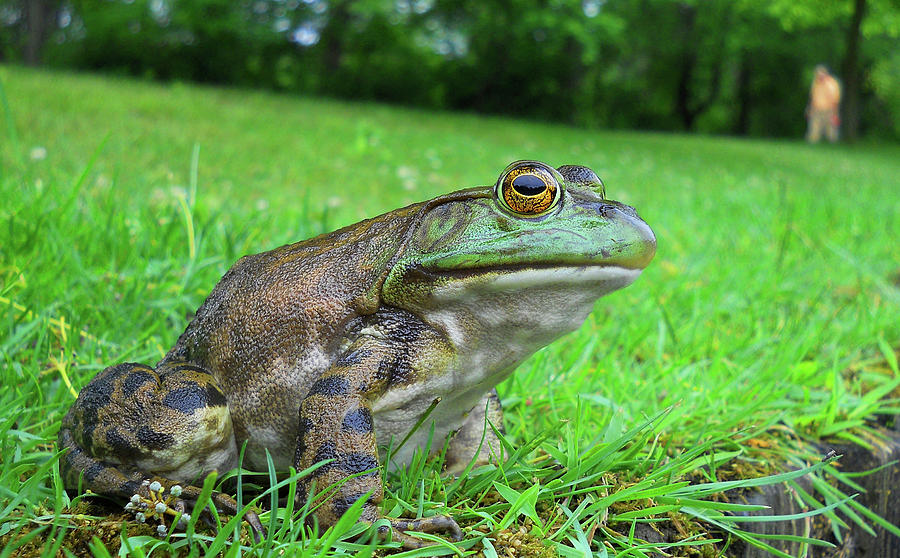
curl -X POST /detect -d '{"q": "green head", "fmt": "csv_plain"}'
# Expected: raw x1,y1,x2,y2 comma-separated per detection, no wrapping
381,160,656,383
384,160,655,305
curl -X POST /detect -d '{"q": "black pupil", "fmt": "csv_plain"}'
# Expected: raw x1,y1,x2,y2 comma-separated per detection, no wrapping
511,173,547,196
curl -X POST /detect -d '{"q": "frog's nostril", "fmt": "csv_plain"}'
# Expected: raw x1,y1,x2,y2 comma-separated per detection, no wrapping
600,205,656,270
596,202,639,220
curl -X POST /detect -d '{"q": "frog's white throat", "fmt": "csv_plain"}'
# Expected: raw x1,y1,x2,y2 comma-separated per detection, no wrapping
422,265,642,360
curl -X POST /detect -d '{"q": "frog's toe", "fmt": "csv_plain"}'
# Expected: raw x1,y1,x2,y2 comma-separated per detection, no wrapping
387,515,463,548
244,510,266,542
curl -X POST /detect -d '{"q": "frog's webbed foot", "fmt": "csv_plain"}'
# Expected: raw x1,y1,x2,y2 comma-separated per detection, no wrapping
124,478,266,541
383,515,463,549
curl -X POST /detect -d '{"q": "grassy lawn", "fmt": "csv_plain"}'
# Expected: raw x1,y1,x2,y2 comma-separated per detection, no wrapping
1,65,899,557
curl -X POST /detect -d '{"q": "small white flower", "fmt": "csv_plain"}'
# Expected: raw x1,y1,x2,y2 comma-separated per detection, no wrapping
124,502,135,511
157,524,167,536
131,494,141,504
142,480,151,486
155,502,168,514
135,512,146,523
29,146,47,161
169,485,182,497
149,481,162,492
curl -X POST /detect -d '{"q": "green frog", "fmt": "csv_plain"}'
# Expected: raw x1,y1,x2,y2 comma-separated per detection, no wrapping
58,161,656,546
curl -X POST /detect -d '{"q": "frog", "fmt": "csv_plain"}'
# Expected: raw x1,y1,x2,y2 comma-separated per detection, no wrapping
58,160,656,547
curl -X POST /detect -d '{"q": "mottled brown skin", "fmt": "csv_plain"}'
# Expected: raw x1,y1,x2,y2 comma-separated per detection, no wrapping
58,161,656,547
58,200,479,544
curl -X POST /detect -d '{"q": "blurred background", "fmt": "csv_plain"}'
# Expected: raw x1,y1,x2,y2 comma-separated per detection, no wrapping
2,0,898,141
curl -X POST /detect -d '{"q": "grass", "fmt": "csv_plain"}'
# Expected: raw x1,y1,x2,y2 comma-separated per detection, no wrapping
1,65,899,557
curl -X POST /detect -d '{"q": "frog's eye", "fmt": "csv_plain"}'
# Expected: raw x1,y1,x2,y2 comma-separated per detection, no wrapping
496,162,561,216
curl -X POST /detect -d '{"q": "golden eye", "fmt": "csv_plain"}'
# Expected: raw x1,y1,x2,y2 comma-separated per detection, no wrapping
497,162,560,216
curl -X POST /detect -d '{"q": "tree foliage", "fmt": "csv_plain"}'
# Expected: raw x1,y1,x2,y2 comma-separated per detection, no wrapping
1,0,897,138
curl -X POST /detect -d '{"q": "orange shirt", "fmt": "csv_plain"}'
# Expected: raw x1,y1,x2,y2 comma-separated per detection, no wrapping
810,73,841,111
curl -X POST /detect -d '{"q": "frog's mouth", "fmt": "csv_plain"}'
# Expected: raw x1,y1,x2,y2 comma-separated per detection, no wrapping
406,233,656,282
408,263,644,299
423,260,648,279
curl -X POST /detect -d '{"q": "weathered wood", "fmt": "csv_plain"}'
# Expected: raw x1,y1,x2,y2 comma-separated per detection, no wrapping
830,430,900,558
738,480,812,558
739,428,900,558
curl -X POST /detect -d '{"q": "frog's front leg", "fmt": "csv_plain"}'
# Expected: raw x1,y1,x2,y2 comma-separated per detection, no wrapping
444,388,505,475
58,361,264,537
295,338,462,548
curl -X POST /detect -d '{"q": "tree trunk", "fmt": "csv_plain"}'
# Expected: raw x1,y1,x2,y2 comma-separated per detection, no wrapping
24,0,53,66
733,50,752,135
322,1,350,73
840,0,866,142
674,2,727,131
674,4,698,130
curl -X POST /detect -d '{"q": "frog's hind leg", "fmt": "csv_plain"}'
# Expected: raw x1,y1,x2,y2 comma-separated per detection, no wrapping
58,361,264,537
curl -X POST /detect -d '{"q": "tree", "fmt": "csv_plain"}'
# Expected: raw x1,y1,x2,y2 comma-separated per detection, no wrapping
3,0,895,138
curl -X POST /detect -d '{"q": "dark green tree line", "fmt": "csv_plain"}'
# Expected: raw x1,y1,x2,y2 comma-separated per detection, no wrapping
1,0,897,138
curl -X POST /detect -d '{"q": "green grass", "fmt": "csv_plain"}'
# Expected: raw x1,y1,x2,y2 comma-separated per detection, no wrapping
1,65,899,557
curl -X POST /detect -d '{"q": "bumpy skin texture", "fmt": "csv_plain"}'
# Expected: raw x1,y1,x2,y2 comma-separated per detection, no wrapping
59,161,656,547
